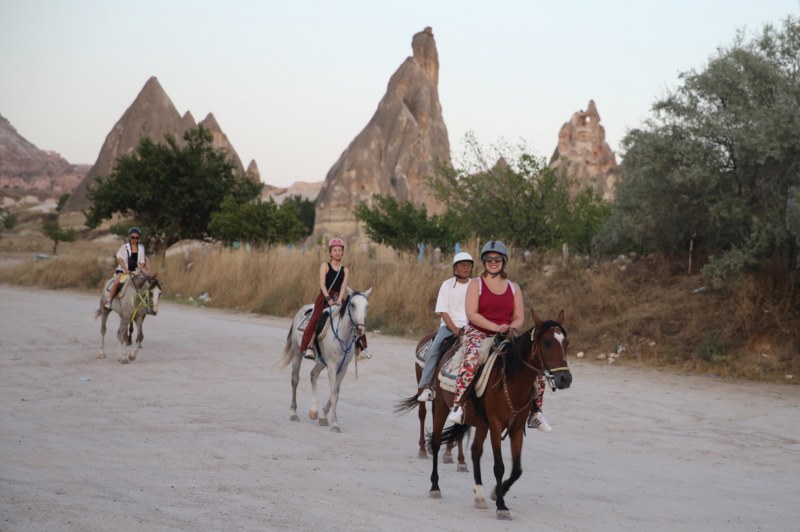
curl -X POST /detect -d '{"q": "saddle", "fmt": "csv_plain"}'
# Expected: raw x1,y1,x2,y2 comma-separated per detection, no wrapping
438,338,502,398
297,305,340,340
104,274,133,302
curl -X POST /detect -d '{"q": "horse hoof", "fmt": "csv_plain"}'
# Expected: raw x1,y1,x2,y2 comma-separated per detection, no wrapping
417,450,428,459
457,463,469,473
98,353,105,360
330,426,341,433
429,490,442,499
443,454,454,464
496,510,512,521
290,414,300,422
474,497,488,509
128,354,136,362
308,410,318,421
319,418,329,427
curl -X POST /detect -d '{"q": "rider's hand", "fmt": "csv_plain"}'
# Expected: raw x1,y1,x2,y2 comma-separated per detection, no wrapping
496,323,510,334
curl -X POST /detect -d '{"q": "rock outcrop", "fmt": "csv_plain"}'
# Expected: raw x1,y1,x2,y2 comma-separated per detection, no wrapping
198,113,245,175
0,113,89,194
246,160,261,184
262,180,323,205
314,27,451,239
549,100,619,201
65,77,247,212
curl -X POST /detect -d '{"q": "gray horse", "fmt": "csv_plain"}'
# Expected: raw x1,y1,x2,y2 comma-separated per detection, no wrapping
281,287,372,433
96,274,162,364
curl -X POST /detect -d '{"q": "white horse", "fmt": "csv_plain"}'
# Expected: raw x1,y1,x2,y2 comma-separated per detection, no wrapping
96,274,162,364
281,287,372,433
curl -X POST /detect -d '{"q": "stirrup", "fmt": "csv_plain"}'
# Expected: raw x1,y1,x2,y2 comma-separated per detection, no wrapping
356,348,372,361
446,405,464,424
417,388,434,402
303,348,316,360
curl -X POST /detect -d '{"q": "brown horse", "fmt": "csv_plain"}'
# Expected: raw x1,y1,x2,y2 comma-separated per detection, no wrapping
429,310,572,520
395,331,468,472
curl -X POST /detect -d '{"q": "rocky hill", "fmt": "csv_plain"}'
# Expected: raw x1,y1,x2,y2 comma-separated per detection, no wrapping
0,113,89,194
64,76,247,212
314,27,451,239
549,100,620,201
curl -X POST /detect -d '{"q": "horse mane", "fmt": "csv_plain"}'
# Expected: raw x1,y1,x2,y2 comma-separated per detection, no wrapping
502,327,534,379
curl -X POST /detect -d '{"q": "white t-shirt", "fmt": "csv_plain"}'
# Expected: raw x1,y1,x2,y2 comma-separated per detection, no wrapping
116,242,147,272
434,276,471,329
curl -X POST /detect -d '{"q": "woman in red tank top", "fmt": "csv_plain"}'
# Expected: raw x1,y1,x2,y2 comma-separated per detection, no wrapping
447,241,553,431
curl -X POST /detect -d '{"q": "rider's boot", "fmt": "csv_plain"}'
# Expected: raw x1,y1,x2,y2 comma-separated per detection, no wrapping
303,347,317,360
527,410,553,432
446,403,464,424
417,388,434,402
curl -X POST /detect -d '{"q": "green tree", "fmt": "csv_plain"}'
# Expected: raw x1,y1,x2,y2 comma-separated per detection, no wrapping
604,16,800,278
281,194,315,237
208,196,306,246
56,193,70,212
430,134,609,253
355,195,454,254
42,219,76,255
85,126,262,253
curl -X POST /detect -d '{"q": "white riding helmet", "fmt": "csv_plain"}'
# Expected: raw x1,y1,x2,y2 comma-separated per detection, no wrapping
452,251,474,265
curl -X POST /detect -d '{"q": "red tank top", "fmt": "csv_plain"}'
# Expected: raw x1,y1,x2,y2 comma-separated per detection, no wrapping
470,277,515,335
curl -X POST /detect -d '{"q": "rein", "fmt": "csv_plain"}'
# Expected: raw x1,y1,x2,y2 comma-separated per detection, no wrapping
326,293,367,374
128,278,152,323
496,324,567,439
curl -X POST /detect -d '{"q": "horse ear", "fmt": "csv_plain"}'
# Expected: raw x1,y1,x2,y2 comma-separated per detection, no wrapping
346,287,354,296
530,308,543,327
363,287,373,298
557,309,565,325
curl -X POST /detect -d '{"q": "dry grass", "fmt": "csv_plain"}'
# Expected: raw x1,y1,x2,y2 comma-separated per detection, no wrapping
1,234,797,382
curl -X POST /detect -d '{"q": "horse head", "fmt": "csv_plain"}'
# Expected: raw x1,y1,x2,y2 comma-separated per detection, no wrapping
345,286,372,337
530,309,572,390
136,274,162,316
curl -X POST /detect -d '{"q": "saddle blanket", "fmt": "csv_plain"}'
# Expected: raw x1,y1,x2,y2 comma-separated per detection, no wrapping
297,305,339,340
434,342,500,398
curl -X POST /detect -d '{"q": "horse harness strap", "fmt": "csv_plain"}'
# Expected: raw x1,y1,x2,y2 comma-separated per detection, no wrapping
128,281,150,324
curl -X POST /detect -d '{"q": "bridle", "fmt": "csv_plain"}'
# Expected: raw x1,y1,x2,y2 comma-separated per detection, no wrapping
128,275,157,323
327,292,368,374
497,323,568,439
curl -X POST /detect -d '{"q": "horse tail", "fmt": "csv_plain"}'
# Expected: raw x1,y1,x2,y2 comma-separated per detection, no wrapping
440,423,471,446
279,325,294,368
393,395,419,415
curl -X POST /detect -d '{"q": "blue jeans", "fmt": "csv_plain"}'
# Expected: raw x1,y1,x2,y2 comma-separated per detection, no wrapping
418,326,454,389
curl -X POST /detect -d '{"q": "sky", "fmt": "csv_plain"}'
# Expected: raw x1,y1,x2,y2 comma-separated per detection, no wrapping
2,1,798,188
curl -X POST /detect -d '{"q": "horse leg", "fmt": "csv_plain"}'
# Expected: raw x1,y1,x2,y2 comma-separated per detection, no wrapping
417,401,428,458
309,362,324,422
99,305,109,359
471,425,489,509
490,428,511,520
289,345,302,422
496,429,524,506
116,317,129,364
128,316,144,362
457,430,469,473
327,371,344,433
429,394,446,498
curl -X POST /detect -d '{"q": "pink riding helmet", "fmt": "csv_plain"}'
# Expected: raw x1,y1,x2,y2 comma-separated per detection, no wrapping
328,237,345,251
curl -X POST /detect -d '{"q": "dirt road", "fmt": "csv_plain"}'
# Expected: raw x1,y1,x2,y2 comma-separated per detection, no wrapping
1,285,798,531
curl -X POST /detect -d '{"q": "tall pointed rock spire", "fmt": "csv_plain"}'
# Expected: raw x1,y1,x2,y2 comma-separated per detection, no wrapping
314,27,451,239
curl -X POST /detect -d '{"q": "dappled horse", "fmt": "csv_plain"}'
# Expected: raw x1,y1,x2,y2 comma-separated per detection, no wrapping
96,274,162,364
281,287,372,433
394,330,468,472
430,310,572,520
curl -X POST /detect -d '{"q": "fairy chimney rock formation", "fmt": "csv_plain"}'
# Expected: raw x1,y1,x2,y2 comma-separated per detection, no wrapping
246,160,261,184
314,27,451,240
198,113,245,175
65,76,187,211
65,77,248,212
549,100,619,201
